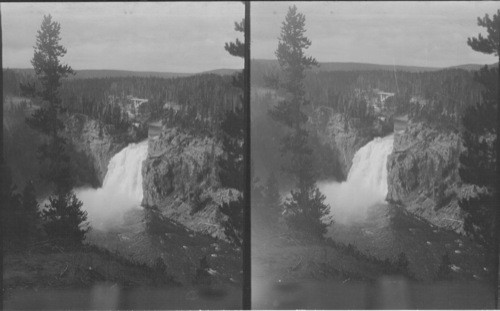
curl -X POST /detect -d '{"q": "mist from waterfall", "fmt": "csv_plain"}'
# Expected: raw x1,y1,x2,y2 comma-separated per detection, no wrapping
76,140,149,231
318,135,394,224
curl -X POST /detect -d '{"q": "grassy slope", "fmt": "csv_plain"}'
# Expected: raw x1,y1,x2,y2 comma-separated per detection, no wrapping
87,208,242,286
251,202,496,309
328,203,494,282
3,208,243,309
252,203,395,284
3,241,242,310
3,244,177,291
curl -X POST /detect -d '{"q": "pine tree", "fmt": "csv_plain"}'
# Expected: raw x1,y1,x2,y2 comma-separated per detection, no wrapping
43,191,89,246
219,18,246,191
25,15,73,139
218,106,245,190
224,19,246,91
269,5,330,239
24,15,89,246
458,10,499,252
218,14,247,246
466,11,500,57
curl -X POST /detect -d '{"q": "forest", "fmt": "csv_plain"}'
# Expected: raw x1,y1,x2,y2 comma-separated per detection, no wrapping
252,61,488,131
306,69,485,130
3,69,243,196
3,69,241,136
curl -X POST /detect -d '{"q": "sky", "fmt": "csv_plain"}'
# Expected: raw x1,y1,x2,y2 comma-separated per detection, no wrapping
252,1,499,68
1,2,244,73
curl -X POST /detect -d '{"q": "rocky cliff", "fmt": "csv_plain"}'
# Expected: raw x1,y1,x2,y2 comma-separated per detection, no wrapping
312,111,386,178
313,108,468,233
63,113,142,185
142,127,240,241
386,122,465,233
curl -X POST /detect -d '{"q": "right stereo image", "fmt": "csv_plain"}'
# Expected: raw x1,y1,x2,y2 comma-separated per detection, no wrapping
250,2,499,309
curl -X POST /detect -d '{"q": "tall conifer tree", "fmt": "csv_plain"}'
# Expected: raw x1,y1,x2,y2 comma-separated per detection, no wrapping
24,15,89,246
269,6,330,239
458,10,499,252
219,16,246,246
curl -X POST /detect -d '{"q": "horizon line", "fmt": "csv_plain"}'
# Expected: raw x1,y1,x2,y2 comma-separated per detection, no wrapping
2,67,243,75
251,58,499,69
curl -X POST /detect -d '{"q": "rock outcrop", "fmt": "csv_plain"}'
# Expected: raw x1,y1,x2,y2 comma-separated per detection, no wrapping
312,108,467,233
386,122,465,233
312,111,379,178
63,113,132,185
142,127,240,240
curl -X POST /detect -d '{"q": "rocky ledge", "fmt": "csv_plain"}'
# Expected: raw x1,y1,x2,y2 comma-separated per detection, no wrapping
63,114,128,185
386,122,466,233
63,113,145,185
142,127,240,241
312,111,388,178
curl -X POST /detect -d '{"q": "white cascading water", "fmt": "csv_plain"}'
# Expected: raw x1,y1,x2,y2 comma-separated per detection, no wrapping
318,135,394,224
75,140,149,231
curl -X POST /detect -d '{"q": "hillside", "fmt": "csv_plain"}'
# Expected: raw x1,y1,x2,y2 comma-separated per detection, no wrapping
251,59,498,87
448,63,499,71
4,68,240,80
201,68,240,76
251,198,495,309
252,59,497,73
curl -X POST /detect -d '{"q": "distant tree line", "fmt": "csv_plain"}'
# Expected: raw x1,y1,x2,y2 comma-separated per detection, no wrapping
4,70,241,136
2,68,36,98
61,74,239,129
253,63,485,131
304,69,484,130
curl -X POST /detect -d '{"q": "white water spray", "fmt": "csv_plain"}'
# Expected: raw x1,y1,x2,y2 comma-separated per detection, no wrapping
318,135,394,224
76,140,149,230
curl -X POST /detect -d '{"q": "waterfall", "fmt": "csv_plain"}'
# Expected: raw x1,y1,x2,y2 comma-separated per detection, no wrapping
76,140,149,230
318,135,394,224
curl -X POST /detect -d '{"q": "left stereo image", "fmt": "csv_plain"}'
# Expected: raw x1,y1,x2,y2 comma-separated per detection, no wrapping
2,2,247,309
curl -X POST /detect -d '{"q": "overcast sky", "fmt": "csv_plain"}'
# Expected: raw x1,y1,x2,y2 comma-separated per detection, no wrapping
2,2,244,73
252,2,499,68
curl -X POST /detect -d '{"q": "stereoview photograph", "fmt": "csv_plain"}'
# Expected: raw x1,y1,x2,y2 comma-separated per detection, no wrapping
2,2,246,309
250,2,498,309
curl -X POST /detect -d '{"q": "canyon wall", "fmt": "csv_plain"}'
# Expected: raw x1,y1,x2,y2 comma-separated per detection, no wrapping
63,113,144,185
313,109,468,233
311,111,390,178
142,127,240,241
386,122,465,233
